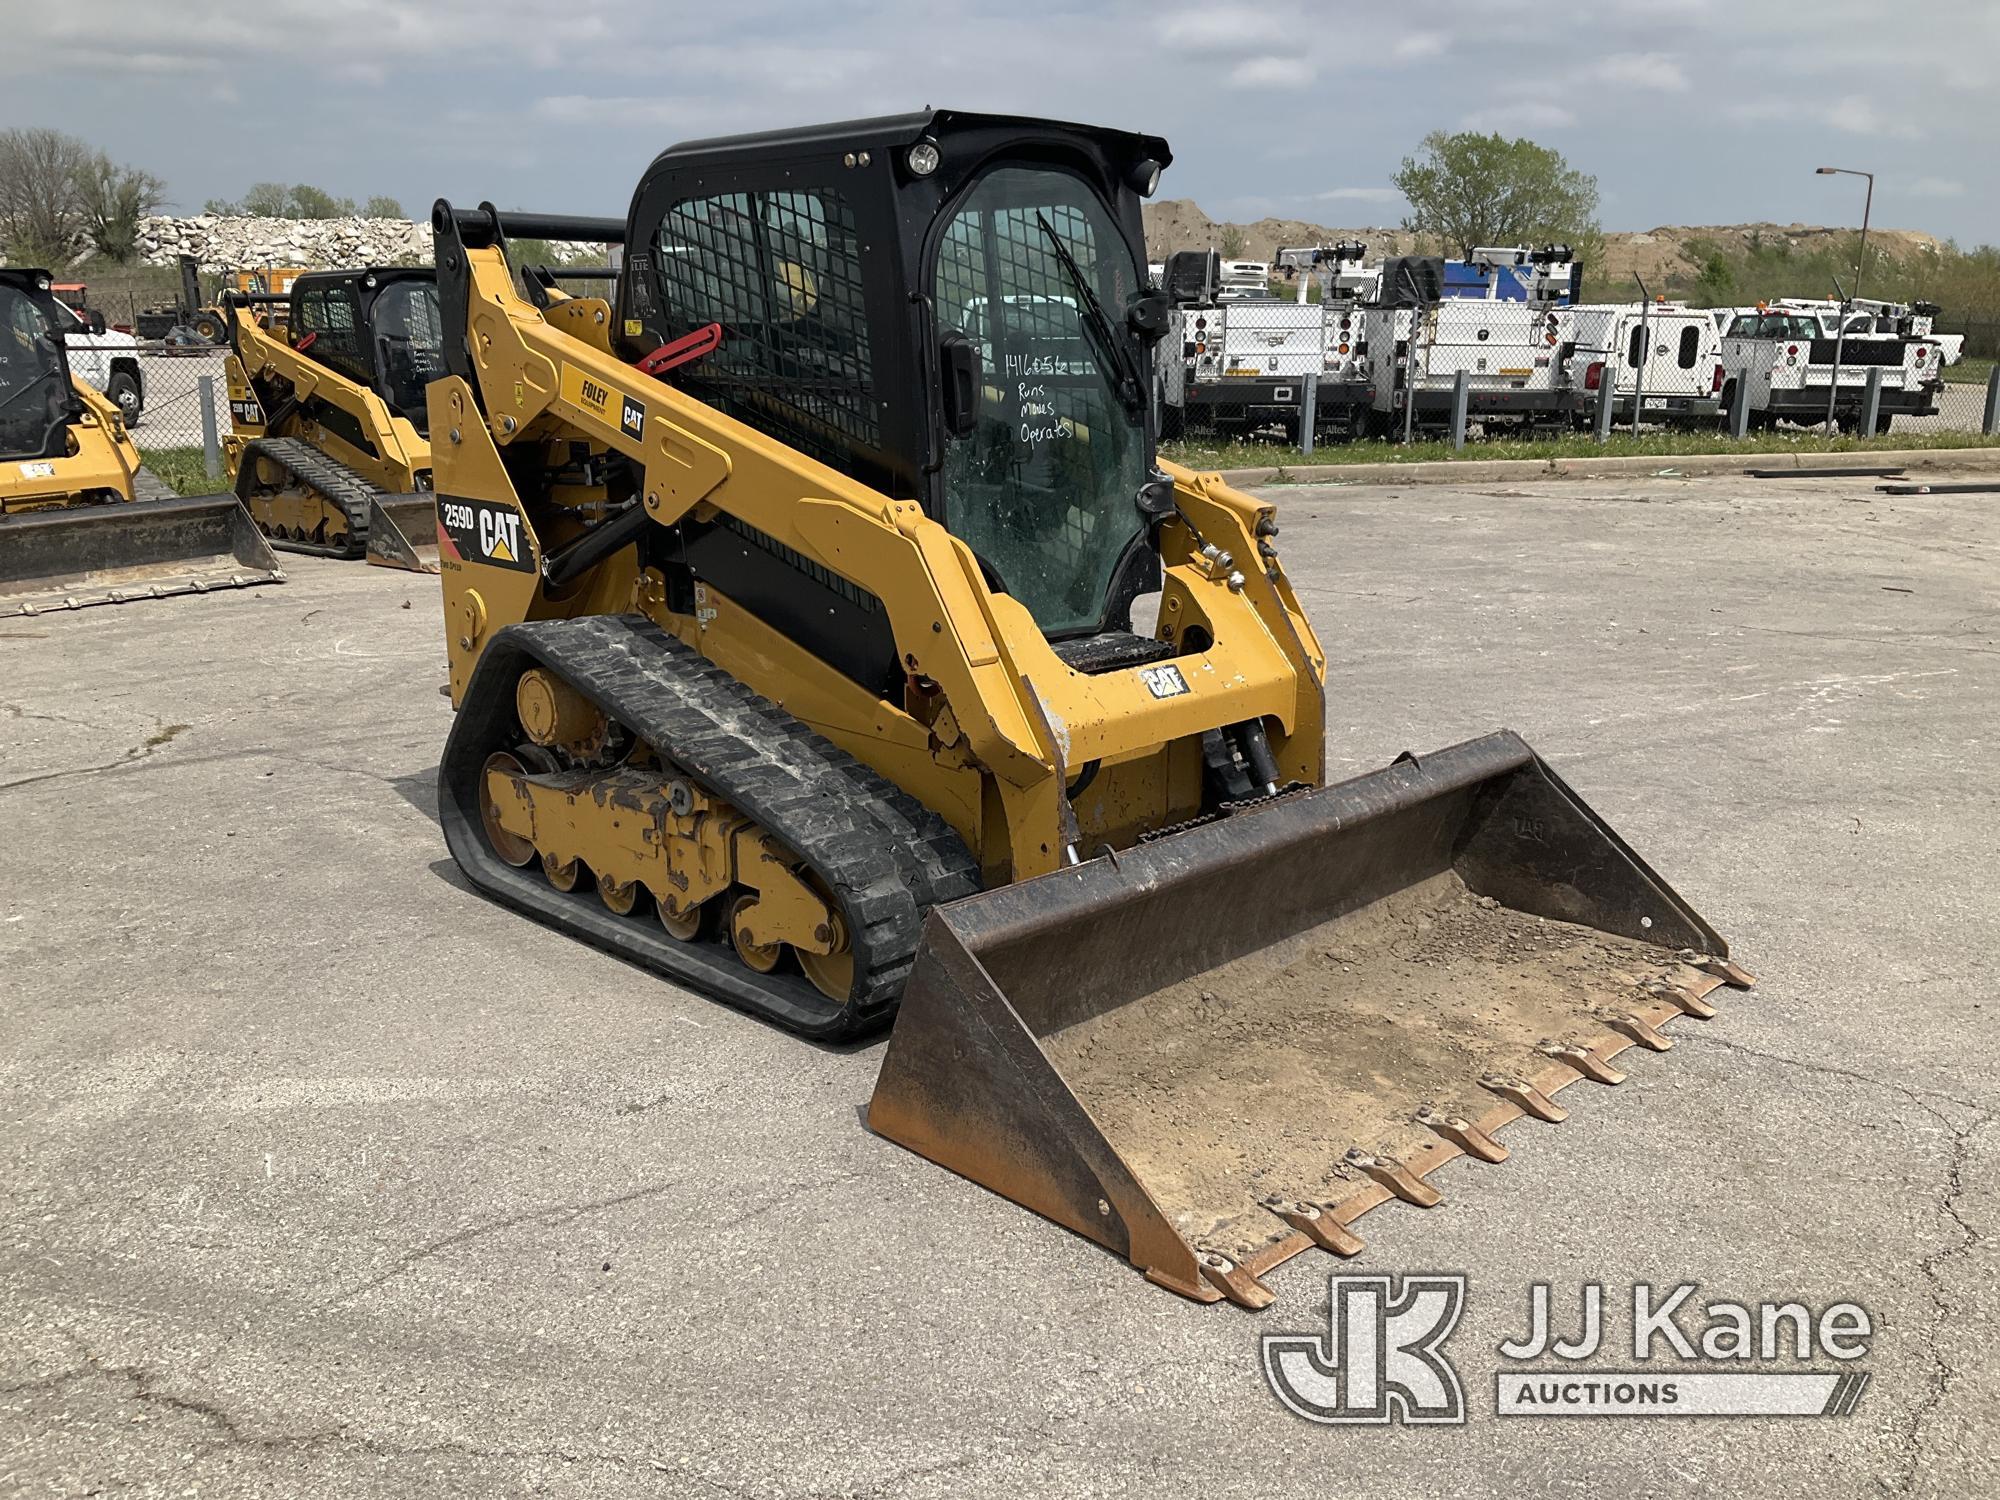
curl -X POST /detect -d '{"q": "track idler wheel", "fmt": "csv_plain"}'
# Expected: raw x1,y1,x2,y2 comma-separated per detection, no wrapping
658,894,706,942
542,852,581,891
728,894,784,974
598,874,640,915
798,914,854,1004
479,752,536,867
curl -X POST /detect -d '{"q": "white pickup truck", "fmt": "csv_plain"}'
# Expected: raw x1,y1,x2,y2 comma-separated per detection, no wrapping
1718,308,1943,433
53,302,146,424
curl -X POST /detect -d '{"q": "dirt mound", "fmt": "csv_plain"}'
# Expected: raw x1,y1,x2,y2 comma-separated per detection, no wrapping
1043,871,1706,1262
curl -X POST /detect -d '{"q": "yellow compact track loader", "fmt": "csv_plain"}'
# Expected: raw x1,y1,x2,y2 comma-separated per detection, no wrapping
1,268,281,616
223,267,441,572
426,112,1752,1306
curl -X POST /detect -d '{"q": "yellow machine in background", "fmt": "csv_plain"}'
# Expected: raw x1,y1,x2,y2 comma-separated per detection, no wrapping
223,267,441,571
424,113,1751,1307
1,267,281,615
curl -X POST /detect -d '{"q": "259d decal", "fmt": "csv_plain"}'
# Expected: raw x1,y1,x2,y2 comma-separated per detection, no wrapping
439,496,535,573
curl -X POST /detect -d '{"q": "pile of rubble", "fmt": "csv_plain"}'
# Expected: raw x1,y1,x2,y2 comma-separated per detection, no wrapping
132,216,604,270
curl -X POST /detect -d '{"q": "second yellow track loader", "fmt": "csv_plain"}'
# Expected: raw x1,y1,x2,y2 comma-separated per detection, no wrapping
1,268,281,616
224,268,442,572
423,112,1752,1306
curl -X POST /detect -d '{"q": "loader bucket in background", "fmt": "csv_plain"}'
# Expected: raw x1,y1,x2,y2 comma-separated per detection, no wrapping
365,494,440,574
868,730,1753,1308
1,495,285,617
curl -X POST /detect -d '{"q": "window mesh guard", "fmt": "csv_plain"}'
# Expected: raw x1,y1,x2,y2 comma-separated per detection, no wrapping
654,190,878,477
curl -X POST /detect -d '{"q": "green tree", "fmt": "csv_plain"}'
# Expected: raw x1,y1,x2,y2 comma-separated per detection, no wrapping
0,127,91,263
288,183,356,219
238,181,292,217
76,150,165,261
1691,250,1735,307
363,195,404,219
1392,131,1600,256
1216,224,1246,258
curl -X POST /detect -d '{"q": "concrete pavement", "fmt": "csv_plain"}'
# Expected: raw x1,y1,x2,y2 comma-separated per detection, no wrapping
1,470,1993,1497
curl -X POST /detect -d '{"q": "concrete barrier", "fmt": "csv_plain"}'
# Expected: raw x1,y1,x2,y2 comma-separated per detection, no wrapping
1216,444,2000,488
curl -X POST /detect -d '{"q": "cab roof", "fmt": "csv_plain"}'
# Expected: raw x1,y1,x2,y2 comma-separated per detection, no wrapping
645,108,1170,177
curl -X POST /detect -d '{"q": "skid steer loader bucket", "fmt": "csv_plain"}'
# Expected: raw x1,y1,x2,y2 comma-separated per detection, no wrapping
869,730,1752,1307
364,494,440,574
1,495,285,617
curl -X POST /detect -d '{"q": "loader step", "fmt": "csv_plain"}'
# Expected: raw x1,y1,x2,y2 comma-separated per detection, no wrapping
439,614,980,1038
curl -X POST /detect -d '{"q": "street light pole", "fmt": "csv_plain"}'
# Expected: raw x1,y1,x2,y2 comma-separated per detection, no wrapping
1817,166,1875,437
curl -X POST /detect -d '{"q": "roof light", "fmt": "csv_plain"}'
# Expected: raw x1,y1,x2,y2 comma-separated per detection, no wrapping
906,140,941,177
1129,158,1163,198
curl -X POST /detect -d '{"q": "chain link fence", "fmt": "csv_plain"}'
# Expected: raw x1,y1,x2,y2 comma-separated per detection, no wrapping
83,280,1998,489
1159,286,2000,460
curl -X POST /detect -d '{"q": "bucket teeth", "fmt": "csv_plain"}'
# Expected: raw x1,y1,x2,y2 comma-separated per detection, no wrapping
1481,1071,1569,1123
1644,976,1718,1020
1678,950,1757,989
1596,1008,1673,1052
1262,1197,1366,1257
1195,1249,1276,1309
1416,1104,1510,1163
1343,1148,1442,1208
1537,1039,1627,1086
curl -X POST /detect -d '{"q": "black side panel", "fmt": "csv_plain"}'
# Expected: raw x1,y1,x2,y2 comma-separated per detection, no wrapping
674,516,903,698
301,397,378,459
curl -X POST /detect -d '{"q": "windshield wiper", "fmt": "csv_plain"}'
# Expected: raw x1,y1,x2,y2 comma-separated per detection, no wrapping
1033,211,1144,417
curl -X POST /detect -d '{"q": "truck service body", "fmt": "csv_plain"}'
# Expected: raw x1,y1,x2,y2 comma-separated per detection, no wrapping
1719,307,1944,432
1562,304,1725,424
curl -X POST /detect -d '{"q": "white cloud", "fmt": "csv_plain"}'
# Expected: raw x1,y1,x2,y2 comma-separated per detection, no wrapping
1315,187,1404,203
1161,6,1290,51
531,95,710,129
1591,52,1690,91
1461,102,1578,133
1226,56,1317,88
1391,33,1447,61
1909,177,1966,199
1823,94,1921,140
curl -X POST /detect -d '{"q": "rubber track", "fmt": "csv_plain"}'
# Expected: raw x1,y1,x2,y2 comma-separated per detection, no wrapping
235,436,383,558
441,614,980,1037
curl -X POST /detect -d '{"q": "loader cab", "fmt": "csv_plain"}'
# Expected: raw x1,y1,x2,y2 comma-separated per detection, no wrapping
617,109,1172,641
284,268,446,434
0,270,84,464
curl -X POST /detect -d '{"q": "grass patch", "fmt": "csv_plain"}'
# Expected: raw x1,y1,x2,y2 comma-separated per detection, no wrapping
136,445,224,496
1162,427,2000,474
1942,356,1994,386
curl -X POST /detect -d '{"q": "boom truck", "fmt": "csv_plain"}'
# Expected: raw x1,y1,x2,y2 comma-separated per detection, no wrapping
423,110,1751,1305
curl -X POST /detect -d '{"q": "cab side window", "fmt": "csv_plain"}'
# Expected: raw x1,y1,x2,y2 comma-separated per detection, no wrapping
296,283,366,384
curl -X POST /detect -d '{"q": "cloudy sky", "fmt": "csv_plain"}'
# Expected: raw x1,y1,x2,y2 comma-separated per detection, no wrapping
3,0,1991,242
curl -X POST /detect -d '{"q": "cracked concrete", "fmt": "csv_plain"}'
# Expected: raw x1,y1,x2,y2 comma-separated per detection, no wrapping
0,473,1994,1498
